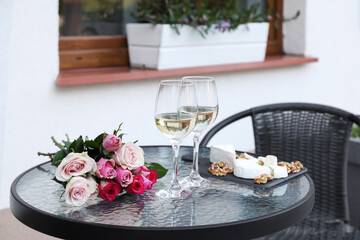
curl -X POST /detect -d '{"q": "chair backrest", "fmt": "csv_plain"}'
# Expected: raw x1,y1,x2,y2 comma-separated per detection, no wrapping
201,103,360,221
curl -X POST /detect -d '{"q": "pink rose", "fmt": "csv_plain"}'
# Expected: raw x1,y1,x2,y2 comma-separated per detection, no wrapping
98,180,122,201
96,158,117,179
144,170,157,184
133,166,149,175
125,175,145,194
133,166,157,184
115,167,133,187
103,134,121,152
64,176,98,206
113,143,144,170
142,176,154,190
56,152,96,182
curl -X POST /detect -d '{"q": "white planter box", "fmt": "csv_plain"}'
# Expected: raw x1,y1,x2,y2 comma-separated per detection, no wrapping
126,23,269,70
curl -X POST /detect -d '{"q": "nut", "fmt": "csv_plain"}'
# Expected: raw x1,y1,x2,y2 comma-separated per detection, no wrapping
254,174,273,184
208,161,233,176
264,174,274,181
239,153,247,159
254,175,268,184
278,161,304,173
258,157,265,165
294,161,304,169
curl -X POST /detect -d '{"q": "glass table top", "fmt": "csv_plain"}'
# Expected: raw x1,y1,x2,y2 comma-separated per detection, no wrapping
15,146,311,228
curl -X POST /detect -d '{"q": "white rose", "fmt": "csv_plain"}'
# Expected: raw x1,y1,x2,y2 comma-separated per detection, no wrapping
113,143,144,170
64,177,98,206
55,152,97,182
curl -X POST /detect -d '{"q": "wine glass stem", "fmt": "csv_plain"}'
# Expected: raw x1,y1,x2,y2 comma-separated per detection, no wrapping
170,141,182,193
190,133,201,178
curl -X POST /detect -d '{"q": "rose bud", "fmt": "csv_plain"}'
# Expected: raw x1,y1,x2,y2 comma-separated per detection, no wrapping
115,166,133,187
64,176,98,206
133,166,157,184
125,175,145,194
103,134,121,152
98,180,122,201
133,166,150,175
56,152,97,182
113,143,144,170
143,170,157,184
96,158,117,179
142,176,154,191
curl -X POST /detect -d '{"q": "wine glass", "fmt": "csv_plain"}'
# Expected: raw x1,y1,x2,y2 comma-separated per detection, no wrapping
154,80,198,199
180,76,219,188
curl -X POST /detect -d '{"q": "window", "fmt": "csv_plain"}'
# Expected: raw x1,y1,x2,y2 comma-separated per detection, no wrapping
58,0,283,70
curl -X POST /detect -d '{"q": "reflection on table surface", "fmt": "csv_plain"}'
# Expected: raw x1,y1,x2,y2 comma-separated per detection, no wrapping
16,146,310,227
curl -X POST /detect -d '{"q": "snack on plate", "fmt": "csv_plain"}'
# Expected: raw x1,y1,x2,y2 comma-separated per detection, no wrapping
271,165,288,178
278,161,292,173
210,145,236,168
278,161,304,174
237,153,247,159
208,144,305,184
234,160,271,179
208,161,233,176
254,174,274,184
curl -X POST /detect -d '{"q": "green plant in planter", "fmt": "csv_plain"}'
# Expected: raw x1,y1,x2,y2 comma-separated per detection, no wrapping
132,0,299,37
351,125,360,139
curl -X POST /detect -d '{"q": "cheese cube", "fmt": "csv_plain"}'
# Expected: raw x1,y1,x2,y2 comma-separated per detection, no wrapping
262,155,278,167
271,165,288,179
210,144,236,168
234,160,271,179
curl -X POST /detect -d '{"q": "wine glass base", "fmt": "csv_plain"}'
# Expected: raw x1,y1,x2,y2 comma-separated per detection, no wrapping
156,188,192,199
180,176,211,188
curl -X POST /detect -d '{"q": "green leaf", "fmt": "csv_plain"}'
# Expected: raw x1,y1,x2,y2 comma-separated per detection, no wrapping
118,133,126,140
94,133,106,145
146,162,168,179
52,149,68,167
68,140,77,152
74,136,84,153
85,140,100,149
351,124,360,138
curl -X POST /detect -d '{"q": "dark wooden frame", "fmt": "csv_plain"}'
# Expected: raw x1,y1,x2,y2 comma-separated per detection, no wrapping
59,0,284,70
266,0,283,55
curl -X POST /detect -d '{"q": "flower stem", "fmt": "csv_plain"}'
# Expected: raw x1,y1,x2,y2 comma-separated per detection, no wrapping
37,152,56,157
51,136,64,149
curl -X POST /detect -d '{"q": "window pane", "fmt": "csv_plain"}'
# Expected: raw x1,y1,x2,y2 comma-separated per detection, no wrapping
59,0,267,37
59,0,137,36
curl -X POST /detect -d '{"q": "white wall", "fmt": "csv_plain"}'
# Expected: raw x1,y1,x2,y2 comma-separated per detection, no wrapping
0,0,13,207
1,0,360,209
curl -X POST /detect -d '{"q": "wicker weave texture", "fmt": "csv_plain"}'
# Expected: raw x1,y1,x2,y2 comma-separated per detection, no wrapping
257,212,359,240
253,109,352,221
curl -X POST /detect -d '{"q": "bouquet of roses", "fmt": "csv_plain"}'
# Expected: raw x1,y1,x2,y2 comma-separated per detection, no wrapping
38,124,167,206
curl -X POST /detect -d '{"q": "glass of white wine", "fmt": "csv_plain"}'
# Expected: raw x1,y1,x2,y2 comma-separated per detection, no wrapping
154,80,198,199
179,76,219,188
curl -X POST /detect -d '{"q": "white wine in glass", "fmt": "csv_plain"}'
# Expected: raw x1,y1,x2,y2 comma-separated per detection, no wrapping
180,76,219,188
154,80,198,199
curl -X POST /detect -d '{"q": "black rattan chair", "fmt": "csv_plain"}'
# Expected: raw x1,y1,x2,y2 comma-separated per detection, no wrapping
200,103,360,239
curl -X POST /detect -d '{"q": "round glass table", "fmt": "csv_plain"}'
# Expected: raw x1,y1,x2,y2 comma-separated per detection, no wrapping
10,146,315,239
